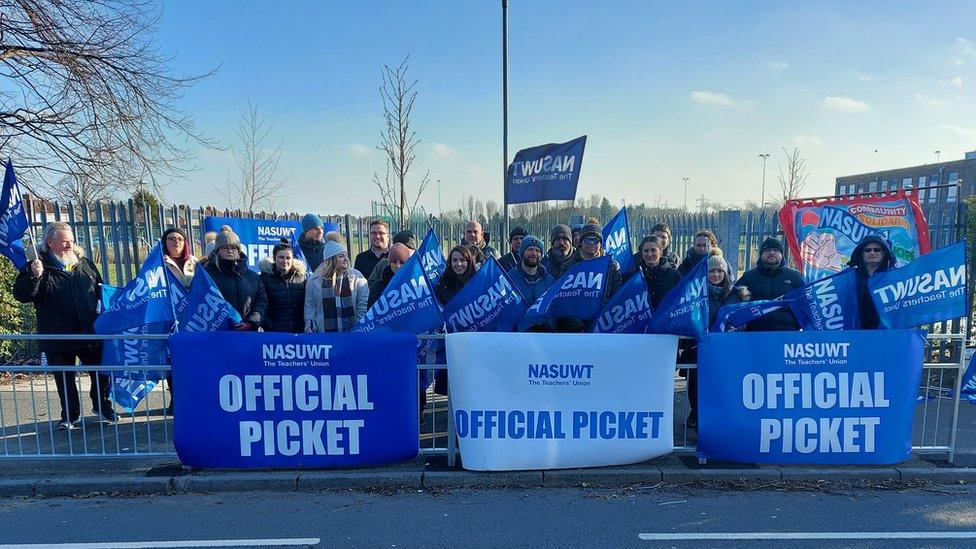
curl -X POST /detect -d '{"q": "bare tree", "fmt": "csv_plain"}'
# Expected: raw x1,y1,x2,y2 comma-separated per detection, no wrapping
0,0,217,200
373,56,430,226
215,101,288,212
776,146,809,205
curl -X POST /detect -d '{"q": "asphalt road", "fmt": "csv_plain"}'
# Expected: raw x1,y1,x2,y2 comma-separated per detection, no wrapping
2,482,976,548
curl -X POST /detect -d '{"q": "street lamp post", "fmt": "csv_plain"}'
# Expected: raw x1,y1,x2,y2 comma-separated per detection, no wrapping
682,177,690,211
758,153,770,206
935,150,941,163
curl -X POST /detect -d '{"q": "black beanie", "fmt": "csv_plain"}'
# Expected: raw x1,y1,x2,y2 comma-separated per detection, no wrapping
580,223,603,242
393,230,417,250
759,237,784,254
162,227,188,243
509,226,527,240
550,224,572,244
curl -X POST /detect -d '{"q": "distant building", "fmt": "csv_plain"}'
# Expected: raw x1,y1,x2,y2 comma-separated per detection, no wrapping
834,152,976,209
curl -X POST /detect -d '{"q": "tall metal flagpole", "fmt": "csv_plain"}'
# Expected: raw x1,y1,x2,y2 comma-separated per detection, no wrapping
501,0,510,250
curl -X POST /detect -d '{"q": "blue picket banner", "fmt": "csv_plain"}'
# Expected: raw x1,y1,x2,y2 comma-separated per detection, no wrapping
203,216,325,272
697,330,924,464
602,207,634,275
646,255,709,339
505,136,586,204
961,350,976,405
592,271,652,334
520,255,611,328
174,267,242,332
784,268,860,331
442,256,526,333
170,331,419,468
416,228,446,288
868,241,967,329
0,160,29,268
94,243,174,334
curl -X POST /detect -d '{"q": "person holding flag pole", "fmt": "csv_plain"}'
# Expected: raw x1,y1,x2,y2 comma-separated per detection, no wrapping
847,234,896,329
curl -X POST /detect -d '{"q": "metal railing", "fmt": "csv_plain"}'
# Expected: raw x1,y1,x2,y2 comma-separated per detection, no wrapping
0,332,969,464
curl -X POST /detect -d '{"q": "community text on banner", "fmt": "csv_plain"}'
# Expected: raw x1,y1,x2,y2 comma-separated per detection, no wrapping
170,331,419,468
778,191,930,282
447,332,677,471
696,330,924,465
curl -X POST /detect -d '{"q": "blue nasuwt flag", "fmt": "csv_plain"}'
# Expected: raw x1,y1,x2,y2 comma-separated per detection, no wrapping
351,249,444,334
102,322,169,412
100,283,122,313
646,255,709,339
174,267,242,333
868,241,967,329
94,243,175,334
711,300,796,333
442,256,526,333
505,136,586,204
784,267,860,331
602,207,634,276
519,255,611,328
592,270,652,334
417,228,447,288
0,160,29,268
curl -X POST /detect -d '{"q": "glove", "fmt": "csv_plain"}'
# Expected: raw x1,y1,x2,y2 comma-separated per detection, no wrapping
233,321,257,331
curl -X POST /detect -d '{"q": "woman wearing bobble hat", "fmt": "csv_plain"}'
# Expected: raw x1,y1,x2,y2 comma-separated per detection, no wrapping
304,232,368,332
203,225,267,331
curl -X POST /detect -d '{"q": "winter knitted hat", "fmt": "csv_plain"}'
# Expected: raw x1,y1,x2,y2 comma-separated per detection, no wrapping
707,254,728,273
301,213,324,234
759,237,784,254
322,232,347,261
214,225,241,250
550,224,572,244
518,235,544,258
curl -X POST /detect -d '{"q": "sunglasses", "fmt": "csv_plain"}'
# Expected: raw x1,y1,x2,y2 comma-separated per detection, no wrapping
863,247,883,252
582,236,601,245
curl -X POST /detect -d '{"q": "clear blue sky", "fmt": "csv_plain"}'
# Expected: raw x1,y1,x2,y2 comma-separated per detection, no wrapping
157,0,976,214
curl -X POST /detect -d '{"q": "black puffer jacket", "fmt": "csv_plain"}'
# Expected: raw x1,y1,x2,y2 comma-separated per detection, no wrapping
204,254,267,325
258,257,307,333
13,248,103,354
732,257,805,331
542,248,575,280
640,262,682,309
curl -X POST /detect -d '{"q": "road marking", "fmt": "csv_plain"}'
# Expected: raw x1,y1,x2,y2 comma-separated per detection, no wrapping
0,539,321,549
638,532,976,541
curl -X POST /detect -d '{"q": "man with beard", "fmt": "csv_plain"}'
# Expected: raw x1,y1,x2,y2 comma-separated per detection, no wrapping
498,226,526,272
367,242,415,307
507,235,554,306
14,222,116,429
732,237,805,331
542,224,575,279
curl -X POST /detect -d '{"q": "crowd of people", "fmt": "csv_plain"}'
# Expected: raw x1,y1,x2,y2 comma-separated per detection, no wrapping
12,213,896,430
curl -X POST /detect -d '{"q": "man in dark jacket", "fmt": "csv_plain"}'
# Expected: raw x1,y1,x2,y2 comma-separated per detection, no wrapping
567,223,622,299
542,224,575,279
367,230,416,291
498,226,526,272
463,220,500,260
368,243,414,307
298,213,325,271
848,234,895,329
733,237,805,331
353,219,389,278
13,222,115,429
507,235,554,306
204,225,267,329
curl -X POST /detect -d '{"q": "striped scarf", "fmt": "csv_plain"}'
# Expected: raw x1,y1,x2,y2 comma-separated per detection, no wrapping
320,274,356,332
